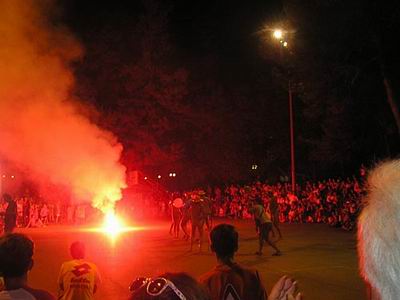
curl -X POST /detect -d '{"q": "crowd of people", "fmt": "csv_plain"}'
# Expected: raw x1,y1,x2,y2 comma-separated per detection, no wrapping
3,160,400,299
172,176,365,232
0,197,98,232
0,175,365,234
0,226,301,300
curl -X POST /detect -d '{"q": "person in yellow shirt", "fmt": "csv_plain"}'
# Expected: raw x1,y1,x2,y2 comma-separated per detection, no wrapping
58,241,100,300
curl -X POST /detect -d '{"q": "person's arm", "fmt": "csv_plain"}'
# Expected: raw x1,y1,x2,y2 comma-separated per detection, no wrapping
57,264,65,298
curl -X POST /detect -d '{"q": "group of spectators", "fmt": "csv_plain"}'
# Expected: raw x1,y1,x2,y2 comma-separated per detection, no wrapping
0,197,96,232
177,176,365,232
0,235,101,300
4,160,400,299
0,225,301,300
1,175,365,234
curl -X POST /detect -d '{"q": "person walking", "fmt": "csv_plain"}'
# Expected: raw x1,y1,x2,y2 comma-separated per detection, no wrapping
249,197,282,256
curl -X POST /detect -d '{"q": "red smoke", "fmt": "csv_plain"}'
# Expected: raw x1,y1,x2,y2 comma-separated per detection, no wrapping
0,0,126,213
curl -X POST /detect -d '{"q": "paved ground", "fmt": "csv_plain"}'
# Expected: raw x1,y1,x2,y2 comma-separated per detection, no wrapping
16,219,366,299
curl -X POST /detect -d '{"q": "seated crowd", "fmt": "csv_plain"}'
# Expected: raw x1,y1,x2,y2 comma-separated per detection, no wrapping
181,176,365,231
1,175,365,234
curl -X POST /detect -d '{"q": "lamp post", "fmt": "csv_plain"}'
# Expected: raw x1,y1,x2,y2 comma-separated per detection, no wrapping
273,29,296,193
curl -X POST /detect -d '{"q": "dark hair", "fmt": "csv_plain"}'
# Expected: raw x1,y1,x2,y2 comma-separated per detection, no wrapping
70,241,85,259
0,233,34,277
254,196,263,205
130,272,209,300
2,193,12,203
210,224,238,259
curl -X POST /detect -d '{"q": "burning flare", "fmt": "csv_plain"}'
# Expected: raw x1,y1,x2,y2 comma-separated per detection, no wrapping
102,210,124,237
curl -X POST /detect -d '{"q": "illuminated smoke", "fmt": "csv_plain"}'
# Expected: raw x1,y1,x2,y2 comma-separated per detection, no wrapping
0,0,126,213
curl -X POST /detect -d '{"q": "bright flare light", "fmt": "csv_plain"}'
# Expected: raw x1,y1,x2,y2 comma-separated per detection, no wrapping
102,211,124,237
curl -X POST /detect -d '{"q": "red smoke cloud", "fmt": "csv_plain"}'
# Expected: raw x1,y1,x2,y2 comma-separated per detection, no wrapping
0,0,126,213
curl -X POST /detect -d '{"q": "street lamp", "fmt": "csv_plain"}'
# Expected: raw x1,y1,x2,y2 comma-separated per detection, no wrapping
272,28,296,193
273,29,283,40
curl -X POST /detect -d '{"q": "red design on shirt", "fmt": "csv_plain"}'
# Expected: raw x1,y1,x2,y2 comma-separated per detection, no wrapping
72,263,91,277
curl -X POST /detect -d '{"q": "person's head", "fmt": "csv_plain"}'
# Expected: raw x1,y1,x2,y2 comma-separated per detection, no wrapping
358,159,400,300
254,196,263,205
129,272,209,300
209,224,238,260
0,233,34,278
70,241,85,259
2,193,12,203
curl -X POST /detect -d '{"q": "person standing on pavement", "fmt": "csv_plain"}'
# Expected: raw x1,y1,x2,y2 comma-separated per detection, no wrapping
249,197,282,256
190,192,206,252
3,194,17,234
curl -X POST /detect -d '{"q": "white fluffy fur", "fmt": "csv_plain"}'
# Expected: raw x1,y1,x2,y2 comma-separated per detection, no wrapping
358,159,400,300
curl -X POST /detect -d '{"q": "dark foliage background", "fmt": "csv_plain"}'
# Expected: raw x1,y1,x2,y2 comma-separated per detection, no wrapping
61,0,400,188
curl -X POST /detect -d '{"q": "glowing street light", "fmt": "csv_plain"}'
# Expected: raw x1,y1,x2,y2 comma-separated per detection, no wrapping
266,26,296,193
157,175,161,179
273,29,283,40
144,176,148,180
260,27,296,193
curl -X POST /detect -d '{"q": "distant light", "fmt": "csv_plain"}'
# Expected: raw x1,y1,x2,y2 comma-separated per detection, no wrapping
172,173,176,177
169,173,173,177
273,29,283,39
144,176,148,180
157,175,161,179
11,175,15,179
251,164,258,170
283,41,288,47
2,175,5,178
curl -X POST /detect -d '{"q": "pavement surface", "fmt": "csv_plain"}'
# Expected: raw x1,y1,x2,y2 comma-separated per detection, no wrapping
16,219,366,299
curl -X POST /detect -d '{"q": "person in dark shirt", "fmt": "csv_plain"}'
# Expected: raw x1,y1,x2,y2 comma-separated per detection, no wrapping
3,194,17,234
0,233,55,300
200,224,301,300
190,193,206,252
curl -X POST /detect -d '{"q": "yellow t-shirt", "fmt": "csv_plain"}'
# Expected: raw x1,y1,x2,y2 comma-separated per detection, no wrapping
57,259,100,300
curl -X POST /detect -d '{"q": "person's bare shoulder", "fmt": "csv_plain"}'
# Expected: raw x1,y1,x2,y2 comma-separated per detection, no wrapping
24,287,56,300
